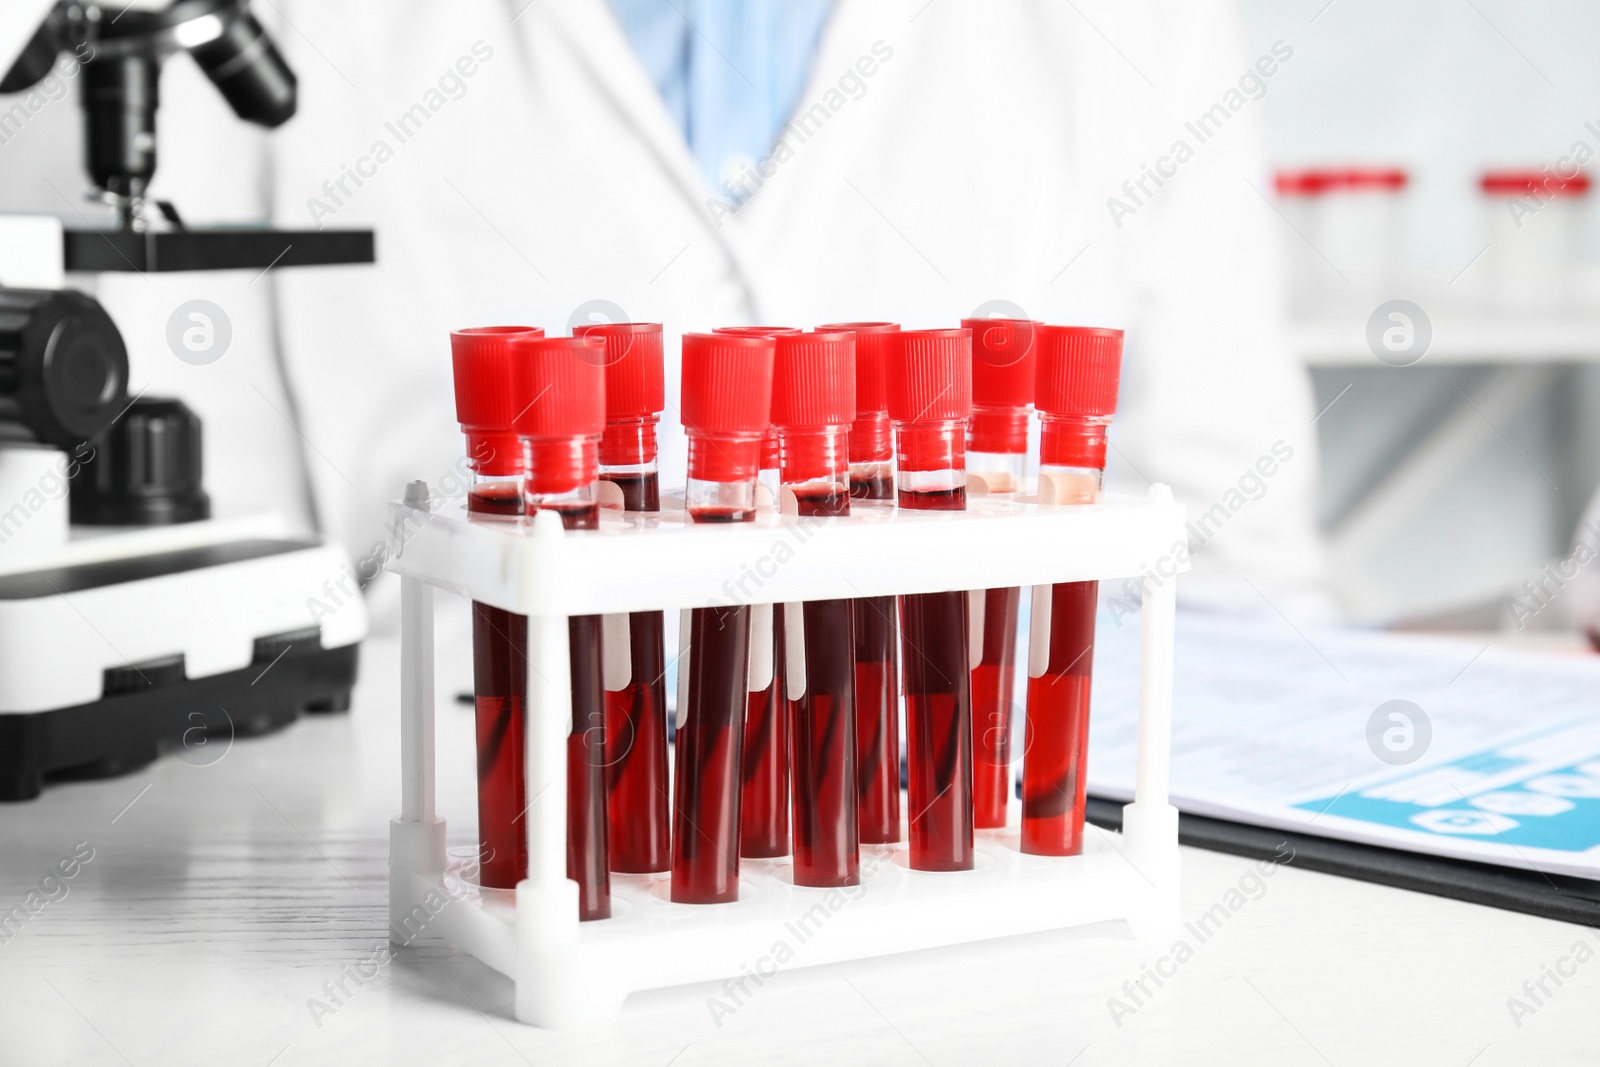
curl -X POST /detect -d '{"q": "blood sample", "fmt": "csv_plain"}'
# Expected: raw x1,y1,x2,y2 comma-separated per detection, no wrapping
819,322,903,844
961,316,1038,829
510,332,612,919
886,328,975,872
578,322,671,874
674,332,776,903
773,330,859,887
741,425,790,858
449,325,543,890
1020,325,1123,856
713,326,797,859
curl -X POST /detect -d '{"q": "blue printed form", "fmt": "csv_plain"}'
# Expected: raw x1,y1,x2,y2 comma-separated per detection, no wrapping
1296,723,1600,852
1085,612,1600,878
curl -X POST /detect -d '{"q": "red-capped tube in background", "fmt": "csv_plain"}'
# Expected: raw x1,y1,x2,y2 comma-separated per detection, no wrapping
961,317,1037,830
714,327,798,485
706,327,791,856
963,317,1037,457
771,330,856,486
819,321,900,472
579,322,664,469
508,334,607,497
816,322,902,843
578,322,671,873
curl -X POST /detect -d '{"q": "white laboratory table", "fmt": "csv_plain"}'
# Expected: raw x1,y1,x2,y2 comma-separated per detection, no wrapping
2,601,1597,1067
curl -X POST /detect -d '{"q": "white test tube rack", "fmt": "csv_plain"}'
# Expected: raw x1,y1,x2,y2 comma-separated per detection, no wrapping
385,481,1185,1028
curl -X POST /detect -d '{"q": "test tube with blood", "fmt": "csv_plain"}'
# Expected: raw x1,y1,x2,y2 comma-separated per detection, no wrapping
449,325,543,890
579,322,671,874
511,333,611,919
886,328,976,872
771,329,859,886
961,317,1038,830
1020,326,1123,856
818,321,903,845
672,332,776,902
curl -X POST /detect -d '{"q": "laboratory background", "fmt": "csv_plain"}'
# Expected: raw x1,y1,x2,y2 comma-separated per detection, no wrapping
1,1,1599,1064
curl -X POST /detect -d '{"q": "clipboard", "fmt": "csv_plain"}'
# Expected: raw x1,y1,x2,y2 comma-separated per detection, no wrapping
1085,796,1600,927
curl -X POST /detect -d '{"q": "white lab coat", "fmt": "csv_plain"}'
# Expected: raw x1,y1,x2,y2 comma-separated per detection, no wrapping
3,0,1330,616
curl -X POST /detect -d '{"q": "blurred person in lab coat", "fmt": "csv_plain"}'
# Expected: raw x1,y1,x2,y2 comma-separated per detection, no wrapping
0,0,1330,620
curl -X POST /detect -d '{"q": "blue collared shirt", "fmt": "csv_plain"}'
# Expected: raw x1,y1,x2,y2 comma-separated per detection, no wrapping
607,0,835,204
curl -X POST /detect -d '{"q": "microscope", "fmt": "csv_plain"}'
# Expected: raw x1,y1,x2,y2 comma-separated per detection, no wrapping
0,0,371,800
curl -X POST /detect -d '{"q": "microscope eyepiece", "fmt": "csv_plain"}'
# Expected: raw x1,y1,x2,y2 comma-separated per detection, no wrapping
189,8,296,128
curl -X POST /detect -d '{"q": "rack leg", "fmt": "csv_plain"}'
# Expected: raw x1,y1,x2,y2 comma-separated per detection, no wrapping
391,573,445,946
516,604,591,1027
1122,484,1181,938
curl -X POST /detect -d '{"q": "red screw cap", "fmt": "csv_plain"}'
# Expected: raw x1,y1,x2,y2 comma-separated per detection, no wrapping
818,322,898,415
771,331,856,429
450,325,545,475
714,328,798,470
575,322,664,420
962,317,1038,410
714,326,802,337
1035,326,1123,418
681,332,775,437
507,335,607,439
886,328,971,424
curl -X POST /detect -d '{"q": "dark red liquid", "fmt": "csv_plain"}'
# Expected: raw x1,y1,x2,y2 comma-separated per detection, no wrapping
852,596,900,844
674,604,752,903
789,597,859,886
897,485,967,511
469,483,527,889
850,470,894,501
605,610,670,873
791,485,851,517
740,607,789,858
689,506,756,523
532,498,610,918
1021,580,1098,856
899,589,974,871
604,470,661,513
598,469,669,873
972,586,1020,829
567,612,610,919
